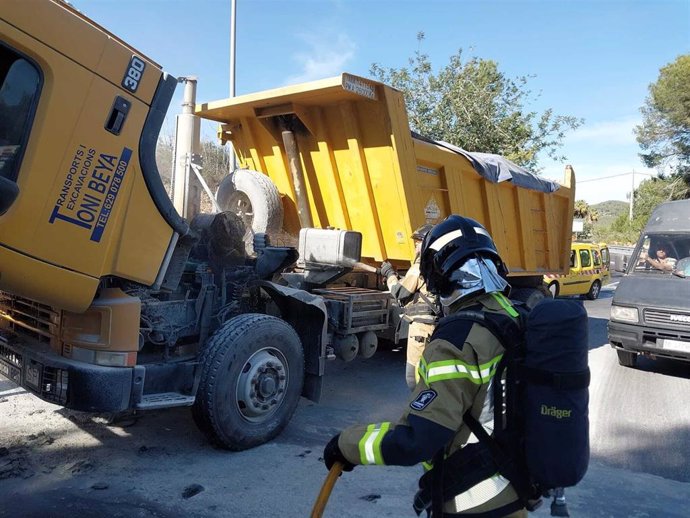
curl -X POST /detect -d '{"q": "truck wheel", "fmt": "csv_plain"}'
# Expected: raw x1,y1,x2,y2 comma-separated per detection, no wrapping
216,169,284,253
547,281,559,298
510,288,545,310
617,350,638,368
586,280,601,300
192,314,304,450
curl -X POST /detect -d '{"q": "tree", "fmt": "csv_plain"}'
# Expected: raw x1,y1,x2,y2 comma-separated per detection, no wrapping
599,176,679,244
199,140,232,191
156,135,230,213
370,33,583,171
635,54,690,182
155,133,174,194
631,176,680,227
573,200,599,239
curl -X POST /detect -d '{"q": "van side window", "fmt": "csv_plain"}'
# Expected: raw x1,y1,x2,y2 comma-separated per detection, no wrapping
570,250,576,268
0,44,42,182
592,249,601,267
580,249,591,268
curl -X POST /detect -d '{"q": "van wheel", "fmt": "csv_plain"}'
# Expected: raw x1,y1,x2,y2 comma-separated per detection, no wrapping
586,280,601,300
547,281,559,298
216,169,284,254
617,350,638,368
192,314,304,450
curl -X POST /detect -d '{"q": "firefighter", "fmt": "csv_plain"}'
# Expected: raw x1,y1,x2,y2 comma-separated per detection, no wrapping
380,223,440,390
323,215,527,517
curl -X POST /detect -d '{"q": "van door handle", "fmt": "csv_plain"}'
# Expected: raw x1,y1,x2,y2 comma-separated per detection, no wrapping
105,96,131,135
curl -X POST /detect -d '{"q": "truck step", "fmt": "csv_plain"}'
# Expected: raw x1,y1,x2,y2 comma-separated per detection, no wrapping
136,392,196,410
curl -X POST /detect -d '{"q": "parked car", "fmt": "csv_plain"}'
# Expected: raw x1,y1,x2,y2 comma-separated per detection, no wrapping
544,242,611,300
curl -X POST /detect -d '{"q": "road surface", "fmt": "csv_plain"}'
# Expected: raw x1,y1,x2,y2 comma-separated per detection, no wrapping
1,276,689,517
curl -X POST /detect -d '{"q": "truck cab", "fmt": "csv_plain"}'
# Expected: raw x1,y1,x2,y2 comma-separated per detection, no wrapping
0,1,185,313
609,200,690,367
0,0,328,451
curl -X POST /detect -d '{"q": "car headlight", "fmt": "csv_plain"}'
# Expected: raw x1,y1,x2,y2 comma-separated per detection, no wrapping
611,305,639,323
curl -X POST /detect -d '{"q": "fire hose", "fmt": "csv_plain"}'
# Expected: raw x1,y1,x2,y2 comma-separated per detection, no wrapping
309,461,344,518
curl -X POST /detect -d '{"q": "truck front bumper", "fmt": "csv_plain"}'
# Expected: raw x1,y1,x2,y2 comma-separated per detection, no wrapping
608,321,690,362
0,334,137,412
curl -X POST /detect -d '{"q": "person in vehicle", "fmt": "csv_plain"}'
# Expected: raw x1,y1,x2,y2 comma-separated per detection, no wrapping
646,244,677,272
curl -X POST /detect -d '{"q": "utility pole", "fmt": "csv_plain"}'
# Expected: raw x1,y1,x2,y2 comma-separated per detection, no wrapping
172,77,202,219
228,0,237,173
629,169,635,221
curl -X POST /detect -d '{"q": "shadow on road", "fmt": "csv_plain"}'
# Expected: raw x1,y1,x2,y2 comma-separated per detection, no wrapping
588,316,610,351
592,420,690,483
632,355,690,380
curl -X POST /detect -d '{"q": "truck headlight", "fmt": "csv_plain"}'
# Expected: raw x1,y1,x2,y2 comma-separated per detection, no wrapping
610,305,639,323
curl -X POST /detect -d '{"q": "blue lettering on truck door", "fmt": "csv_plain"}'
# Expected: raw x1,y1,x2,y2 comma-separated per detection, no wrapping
49,146,132,242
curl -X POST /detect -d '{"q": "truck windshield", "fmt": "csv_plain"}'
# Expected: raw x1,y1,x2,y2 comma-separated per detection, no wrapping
630,233,690,276
0,44,41,182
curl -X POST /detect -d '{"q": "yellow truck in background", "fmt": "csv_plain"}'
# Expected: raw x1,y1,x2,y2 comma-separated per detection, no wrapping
0,0,575,450
197,76,575,278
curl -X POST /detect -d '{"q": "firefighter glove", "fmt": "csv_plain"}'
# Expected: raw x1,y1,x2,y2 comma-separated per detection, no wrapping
380,261,396,279
323,434,354,472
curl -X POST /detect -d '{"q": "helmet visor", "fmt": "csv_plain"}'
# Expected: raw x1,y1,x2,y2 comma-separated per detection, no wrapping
440,256,510,308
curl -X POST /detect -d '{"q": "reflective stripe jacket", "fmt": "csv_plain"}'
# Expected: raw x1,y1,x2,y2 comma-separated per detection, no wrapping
387,261,439,325
338,291,522,515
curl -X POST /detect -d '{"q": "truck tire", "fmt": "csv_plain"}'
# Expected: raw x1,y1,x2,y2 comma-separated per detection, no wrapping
586,280,601,300
510,287,545,310
192,313,304,450
216,169,284,253
617,349,638,368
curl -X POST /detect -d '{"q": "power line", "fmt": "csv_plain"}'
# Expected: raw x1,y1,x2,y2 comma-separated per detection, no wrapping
578,171,656,183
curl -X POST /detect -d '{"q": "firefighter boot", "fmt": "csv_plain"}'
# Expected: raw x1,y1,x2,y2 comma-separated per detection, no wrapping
550,488,570,517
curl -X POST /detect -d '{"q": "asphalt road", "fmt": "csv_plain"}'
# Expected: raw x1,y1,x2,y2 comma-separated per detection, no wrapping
2,275,690,517
584,278,690,484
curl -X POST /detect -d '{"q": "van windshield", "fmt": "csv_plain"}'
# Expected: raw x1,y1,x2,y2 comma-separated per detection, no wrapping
630,233,690,276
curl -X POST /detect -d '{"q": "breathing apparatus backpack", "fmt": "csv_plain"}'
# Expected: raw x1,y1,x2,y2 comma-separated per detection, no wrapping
413,297,590,516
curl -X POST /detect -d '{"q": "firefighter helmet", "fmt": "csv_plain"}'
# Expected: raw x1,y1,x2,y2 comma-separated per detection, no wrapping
411,224,433,242
420,215,506,297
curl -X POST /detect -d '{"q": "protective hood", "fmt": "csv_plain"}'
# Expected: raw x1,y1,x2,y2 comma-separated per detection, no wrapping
440,256,510,312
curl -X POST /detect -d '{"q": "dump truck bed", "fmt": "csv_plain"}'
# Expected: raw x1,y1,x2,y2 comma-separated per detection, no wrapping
197,73,574,276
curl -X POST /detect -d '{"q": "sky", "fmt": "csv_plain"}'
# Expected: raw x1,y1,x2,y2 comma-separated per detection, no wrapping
72,0,690,205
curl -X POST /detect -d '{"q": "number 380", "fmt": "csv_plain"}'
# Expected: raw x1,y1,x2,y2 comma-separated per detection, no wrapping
122,56,146,93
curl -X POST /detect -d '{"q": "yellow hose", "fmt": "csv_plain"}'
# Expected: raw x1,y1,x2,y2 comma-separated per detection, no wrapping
310,462,344,518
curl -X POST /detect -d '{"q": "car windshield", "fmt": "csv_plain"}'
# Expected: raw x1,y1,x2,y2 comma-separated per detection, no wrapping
630,233,690,276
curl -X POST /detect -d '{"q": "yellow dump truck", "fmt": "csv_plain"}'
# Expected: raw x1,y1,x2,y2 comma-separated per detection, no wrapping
0,0,575,450
197,74,575,295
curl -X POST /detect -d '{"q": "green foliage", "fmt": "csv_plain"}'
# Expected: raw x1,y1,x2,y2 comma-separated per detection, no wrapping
590,177,682,244
156,137,231,198
573,200,599,239
635,54,690,183
200,140,232,191
592,200,628,228
369,33,583,171
155,134,174,193
632,176,681,225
